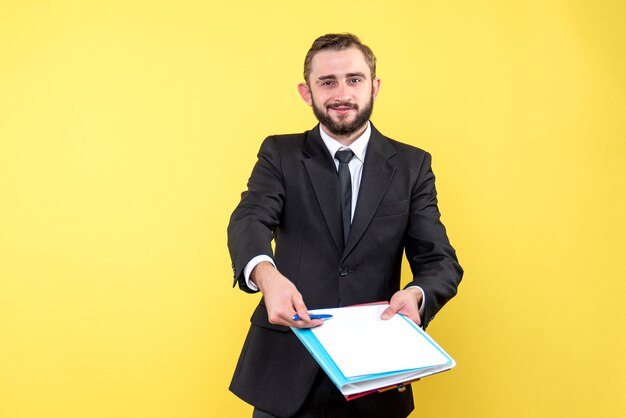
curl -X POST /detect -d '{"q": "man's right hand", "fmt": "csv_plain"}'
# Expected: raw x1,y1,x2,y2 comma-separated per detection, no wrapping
251,261,323,329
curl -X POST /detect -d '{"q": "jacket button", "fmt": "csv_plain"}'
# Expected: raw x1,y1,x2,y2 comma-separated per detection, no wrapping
339,267,348,277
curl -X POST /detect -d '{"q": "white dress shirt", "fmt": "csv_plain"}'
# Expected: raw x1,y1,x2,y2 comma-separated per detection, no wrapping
318,122,370,221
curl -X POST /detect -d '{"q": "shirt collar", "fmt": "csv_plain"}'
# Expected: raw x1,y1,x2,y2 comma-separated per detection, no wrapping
318,122,371,163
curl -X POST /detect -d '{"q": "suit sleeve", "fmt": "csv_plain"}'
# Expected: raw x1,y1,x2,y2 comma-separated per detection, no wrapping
227,136,285,292
403,152,463,328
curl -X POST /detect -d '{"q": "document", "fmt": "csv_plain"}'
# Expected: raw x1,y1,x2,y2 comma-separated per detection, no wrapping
291,303,455,399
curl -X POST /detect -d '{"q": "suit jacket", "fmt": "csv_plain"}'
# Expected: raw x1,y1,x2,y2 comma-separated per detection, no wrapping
227,124,463,418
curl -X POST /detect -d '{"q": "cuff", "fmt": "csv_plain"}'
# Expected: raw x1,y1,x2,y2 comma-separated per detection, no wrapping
243,255,275,292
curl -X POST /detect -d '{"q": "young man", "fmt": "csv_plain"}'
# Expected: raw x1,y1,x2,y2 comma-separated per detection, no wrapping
228,33,463,418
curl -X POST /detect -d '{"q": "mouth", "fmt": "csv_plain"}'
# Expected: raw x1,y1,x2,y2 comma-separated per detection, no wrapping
328,103,357,115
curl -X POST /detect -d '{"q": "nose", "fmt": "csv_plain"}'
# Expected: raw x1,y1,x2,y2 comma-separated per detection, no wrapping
334,82,351,102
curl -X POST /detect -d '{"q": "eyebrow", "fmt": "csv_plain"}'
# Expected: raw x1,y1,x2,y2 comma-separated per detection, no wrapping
316,72,368,81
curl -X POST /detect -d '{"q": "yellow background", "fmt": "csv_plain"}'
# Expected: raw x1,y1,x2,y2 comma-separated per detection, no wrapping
1,1,624,417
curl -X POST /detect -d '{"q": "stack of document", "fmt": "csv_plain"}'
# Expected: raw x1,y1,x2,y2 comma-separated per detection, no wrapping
291,303,455,399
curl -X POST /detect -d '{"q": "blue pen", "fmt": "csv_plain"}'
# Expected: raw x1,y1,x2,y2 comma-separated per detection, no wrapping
292,313,333,321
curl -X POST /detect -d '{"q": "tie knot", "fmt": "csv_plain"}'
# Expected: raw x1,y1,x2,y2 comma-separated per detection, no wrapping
335,149,354,164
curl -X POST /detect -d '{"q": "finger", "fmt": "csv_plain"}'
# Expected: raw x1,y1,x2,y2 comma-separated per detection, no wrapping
268,308,294,327
291,318,324,329
290,295,327,329
292,294,310,321
290,310,324,329
380,305,397,320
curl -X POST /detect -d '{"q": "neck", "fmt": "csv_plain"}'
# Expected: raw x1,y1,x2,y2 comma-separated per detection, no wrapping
320,122,368,146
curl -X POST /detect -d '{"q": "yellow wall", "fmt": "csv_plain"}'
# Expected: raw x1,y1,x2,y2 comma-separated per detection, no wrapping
1,1,624,417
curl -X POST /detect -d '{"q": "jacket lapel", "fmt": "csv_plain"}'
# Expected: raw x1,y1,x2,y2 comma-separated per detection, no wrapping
342,125,397,261
302,127,344,255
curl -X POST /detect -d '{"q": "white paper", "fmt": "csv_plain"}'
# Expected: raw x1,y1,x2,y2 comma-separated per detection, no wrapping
310,304,449,378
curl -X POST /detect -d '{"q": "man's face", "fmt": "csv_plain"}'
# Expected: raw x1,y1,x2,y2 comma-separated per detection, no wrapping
298,47,380,139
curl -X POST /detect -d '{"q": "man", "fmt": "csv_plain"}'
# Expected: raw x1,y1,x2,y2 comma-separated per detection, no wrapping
228,33,463,418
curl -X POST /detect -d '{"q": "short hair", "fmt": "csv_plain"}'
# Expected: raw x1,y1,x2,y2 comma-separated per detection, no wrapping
303,33,377,83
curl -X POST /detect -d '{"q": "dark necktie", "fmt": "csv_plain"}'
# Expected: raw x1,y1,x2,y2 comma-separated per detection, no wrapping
335,149,354,244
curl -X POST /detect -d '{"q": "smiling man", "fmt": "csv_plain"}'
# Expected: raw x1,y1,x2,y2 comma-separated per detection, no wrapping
299,46,377,139
228,33,463,418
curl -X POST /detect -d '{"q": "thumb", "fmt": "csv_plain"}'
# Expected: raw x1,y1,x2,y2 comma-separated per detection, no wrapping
292,293,310,321
380,305,397,320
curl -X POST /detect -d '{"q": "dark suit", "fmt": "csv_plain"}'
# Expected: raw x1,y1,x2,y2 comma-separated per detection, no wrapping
228,124,462,418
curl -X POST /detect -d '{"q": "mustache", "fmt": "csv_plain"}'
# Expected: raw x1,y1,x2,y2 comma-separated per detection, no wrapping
327,102,358,110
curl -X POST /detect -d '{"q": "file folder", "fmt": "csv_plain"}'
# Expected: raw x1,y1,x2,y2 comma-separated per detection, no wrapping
290,303,455,399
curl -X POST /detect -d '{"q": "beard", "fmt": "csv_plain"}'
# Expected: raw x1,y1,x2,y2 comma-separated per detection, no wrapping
311,94,374,137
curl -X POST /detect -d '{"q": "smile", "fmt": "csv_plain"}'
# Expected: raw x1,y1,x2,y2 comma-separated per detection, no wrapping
328,105,357,115
331,107,354,113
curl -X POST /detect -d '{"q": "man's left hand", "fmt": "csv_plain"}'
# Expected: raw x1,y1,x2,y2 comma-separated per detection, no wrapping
380,287,423,326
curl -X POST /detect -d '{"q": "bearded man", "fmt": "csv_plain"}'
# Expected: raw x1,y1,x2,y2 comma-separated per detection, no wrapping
227,33,463,418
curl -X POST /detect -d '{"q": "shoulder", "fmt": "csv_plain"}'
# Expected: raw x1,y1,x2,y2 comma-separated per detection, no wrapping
263,131,309,145
372,127,432,168
257,130,310,155
386,136,429,157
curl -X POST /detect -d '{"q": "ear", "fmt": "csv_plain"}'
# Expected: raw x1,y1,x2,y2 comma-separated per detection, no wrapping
372,78,381,100
298,82,313,106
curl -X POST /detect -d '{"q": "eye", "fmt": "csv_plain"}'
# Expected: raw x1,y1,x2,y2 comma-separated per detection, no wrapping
349,78,362,84
321,80,335,86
